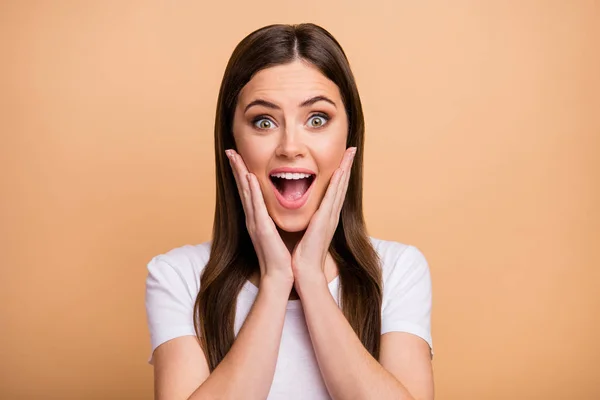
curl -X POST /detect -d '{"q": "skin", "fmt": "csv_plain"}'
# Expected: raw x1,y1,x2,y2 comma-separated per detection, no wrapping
231,59,350,296
152,58,434,400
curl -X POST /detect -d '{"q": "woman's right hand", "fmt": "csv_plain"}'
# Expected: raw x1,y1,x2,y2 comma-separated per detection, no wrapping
225,149,294,288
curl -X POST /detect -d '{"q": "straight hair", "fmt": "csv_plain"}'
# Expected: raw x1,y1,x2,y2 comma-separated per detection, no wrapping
194,23,382,372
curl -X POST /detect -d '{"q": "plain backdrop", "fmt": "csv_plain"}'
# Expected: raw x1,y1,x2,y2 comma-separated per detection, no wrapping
1,1,599,399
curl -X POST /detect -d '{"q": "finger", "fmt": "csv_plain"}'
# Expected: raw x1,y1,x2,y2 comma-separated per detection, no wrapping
247,173,274,229
226,150,254,222
339,147,357,172
231,150,255,221
226,150,244,198
319,167,344,215
333,147,356,210
319,147,354,214
230,150,251,175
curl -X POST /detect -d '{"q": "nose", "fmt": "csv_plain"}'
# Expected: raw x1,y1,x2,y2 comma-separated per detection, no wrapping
275,126,306,159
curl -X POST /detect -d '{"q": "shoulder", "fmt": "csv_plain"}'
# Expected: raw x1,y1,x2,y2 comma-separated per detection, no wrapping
144,241,211,365
370,237,433,356
369,236,430,284
146,241,212,292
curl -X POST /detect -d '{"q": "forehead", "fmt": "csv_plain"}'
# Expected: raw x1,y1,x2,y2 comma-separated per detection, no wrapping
238,60,342,106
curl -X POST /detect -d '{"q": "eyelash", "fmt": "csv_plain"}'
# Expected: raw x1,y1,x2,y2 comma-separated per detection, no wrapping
252,112,330,131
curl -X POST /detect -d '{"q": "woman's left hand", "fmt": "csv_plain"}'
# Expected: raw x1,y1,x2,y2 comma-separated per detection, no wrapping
291,147,357,290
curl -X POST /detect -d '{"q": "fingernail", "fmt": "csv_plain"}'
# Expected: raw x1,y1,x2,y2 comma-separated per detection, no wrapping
351,147,357,156
225,150,232,159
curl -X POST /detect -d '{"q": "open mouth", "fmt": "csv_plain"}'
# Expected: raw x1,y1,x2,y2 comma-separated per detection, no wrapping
267,170,316,210
269,173,316,201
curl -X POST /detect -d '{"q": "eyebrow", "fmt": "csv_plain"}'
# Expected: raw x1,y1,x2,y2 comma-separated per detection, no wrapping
244,95,337,113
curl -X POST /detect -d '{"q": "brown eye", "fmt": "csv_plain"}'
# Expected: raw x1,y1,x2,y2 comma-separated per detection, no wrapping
307,114,329,128
253,118,275,130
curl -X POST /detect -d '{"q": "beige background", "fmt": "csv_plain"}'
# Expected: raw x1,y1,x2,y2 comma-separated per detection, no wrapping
1,1,598,399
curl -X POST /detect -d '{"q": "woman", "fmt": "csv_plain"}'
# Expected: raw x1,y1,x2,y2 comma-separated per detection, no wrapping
146,23,434,400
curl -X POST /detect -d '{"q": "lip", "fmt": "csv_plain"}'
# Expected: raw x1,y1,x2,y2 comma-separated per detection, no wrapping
268,167,316,175
268,168,316,210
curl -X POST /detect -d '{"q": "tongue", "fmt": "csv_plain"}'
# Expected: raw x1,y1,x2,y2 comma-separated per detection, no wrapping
280,179,310,201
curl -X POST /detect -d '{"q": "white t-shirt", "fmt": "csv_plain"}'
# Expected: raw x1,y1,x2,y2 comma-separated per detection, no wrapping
145,237,433,399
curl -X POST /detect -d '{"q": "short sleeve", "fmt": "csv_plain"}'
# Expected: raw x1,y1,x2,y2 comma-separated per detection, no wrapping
381,245,433,359
145,255,197,365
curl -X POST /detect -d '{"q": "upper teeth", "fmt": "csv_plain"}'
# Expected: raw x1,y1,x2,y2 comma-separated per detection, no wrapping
271,172,313,180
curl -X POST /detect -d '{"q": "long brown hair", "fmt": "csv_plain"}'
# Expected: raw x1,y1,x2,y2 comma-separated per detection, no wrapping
193,23,382,372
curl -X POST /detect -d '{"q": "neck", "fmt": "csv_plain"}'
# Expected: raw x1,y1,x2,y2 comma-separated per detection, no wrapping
276,227,337,280
277,227,305,254
248,227,338,290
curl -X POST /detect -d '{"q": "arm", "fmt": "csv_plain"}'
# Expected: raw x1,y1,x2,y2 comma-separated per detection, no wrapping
153,276,291,400
151,150,296,399
297,276,433,400
289,147,434,398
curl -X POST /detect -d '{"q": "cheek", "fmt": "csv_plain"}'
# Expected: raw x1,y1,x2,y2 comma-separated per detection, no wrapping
315,138,347,172
312,120,348,165
236,144,269,175
232,128,270,175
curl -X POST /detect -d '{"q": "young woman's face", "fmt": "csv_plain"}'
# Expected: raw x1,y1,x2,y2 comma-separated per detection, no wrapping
232,60,349,233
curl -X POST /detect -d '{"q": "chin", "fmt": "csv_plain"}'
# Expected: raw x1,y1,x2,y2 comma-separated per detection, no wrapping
272,213,311,233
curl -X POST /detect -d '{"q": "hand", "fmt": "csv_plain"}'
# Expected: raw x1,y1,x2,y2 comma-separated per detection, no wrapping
225,149,294,287
291,147,357,289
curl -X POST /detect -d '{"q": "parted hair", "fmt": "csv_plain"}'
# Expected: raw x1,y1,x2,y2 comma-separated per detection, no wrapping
194,23,382,372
